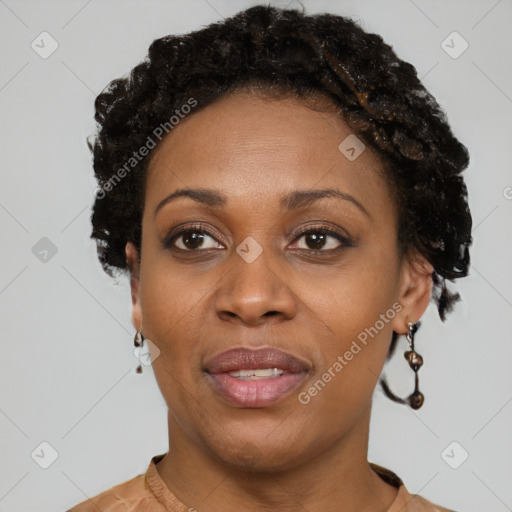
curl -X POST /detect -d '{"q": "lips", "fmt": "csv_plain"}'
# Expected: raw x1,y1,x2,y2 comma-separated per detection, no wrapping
204,347,310,407
205,347,310,374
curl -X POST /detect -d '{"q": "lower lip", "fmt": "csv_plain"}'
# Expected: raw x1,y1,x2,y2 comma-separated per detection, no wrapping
207,372,307,407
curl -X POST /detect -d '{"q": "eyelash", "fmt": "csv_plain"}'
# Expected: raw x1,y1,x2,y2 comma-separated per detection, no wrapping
162,222,354,255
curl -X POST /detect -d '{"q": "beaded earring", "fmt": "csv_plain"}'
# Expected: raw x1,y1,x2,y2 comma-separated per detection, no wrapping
403,321,424,409
380,321,425,410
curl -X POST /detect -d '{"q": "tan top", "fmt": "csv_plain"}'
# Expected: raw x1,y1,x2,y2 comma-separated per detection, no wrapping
68,453,455,512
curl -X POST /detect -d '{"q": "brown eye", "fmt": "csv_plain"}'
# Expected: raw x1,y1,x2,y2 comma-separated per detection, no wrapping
299,232,334,250
290,227,354,253
178,231,207,250
170,230,223,251
163,224,224,251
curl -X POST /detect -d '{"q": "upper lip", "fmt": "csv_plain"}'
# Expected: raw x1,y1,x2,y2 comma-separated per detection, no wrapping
205,347,311,374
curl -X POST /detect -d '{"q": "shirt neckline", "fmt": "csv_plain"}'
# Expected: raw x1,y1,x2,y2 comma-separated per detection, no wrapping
144,453,410,512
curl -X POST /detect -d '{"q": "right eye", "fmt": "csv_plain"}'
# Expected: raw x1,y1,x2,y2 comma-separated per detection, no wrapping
163,224,225,252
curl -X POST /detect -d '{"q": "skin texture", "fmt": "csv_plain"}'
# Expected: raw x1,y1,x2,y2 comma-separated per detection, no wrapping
125,91,434,512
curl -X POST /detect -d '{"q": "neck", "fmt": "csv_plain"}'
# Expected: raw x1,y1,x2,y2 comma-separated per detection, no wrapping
156,404,398,512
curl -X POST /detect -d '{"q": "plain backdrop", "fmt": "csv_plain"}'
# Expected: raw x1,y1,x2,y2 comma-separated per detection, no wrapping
1,1,511,511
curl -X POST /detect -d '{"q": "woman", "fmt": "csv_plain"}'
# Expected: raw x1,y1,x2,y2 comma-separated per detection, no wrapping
69,5,472,511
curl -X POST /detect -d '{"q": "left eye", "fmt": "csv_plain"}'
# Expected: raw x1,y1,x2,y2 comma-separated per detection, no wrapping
290,228,350,252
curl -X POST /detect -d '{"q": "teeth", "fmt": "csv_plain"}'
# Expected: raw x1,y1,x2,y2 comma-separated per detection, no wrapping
228,368,284,379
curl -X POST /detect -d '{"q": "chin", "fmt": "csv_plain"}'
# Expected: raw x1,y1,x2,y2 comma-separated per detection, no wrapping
203,425,315,473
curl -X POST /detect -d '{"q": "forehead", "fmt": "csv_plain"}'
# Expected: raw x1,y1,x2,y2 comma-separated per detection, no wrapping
145,92,391,216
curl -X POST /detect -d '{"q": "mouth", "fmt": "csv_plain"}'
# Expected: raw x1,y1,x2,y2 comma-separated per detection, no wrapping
204,347,311,408
226,368,285,380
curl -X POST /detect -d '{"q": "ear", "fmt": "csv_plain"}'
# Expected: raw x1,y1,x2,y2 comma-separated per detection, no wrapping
391,251,434,335
125,241,143,331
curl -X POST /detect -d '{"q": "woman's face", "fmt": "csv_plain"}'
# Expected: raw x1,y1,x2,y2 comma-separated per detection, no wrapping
127,92,432,470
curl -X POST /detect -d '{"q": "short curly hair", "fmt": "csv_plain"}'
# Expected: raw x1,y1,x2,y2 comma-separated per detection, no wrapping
89,5,472,325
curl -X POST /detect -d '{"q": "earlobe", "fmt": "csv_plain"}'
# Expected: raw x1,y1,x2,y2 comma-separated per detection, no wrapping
125,242,143,330
392,252,434,334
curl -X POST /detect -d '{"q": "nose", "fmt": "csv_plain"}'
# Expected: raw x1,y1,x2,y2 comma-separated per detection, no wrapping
214,245,296,327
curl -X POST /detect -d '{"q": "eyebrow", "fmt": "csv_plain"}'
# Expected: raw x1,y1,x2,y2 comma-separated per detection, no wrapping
154,187,370,218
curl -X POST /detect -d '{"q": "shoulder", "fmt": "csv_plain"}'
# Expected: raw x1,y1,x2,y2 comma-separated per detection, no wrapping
370,462,457,512
398,488,457,512
66,472,166,512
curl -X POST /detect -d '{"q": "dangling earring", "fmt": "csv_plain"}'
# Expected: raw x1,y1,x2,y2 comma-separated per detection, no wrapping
380,321,425,410
134,329,145,374
403,321,424,409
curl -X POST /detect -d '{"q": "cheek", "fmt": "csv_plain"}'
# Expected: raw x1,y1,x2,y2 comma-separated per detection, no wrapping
137,254,199,369
291,248,400,401
293,241,400,335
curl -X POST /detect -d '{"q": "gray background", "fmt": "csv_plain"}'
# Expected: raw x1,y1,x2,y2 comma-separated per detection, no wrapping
1,0,511,510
